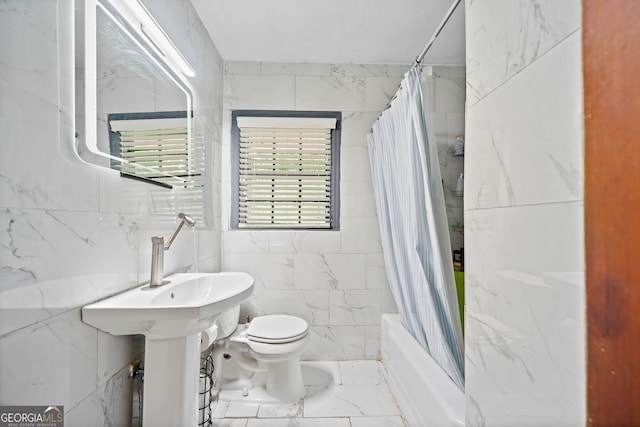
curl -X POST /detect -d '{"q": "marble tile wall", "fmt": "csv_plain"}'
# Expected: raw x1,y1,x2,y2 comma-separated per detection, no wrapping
222,62,410,360
0,0,222,424
421,66,466,251
464,0,585,425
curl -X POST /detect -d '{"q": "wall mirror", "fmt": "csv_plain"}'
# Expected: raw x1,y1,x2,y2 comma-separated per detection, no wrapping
75,0,201,188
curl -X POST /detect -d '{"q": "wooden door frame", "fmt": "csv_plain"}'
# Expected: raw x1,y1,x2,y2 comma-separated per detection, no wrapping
584,0,640,424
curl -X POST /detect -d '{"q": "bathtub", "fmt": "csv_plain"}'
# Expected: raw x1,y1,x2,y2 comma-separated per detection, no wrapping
381,314,464,427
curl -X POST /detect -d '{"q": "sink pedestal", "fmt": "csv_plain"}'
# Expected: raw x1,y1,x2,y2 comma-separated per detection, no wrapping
142,334,200,427
81,273,255,427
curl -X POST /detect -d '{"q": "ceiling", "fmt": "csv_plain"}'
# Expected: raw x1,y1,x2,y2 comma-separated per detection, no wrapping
190,0,465,65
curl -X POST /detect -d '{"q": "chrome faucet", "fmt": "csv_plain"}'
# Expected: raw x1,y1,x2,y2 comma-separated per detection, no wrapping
150,212,197,287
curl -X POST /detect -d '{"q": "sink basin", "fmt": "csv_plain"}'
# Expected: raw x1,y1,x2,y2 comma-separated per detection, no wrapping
82,272,254,338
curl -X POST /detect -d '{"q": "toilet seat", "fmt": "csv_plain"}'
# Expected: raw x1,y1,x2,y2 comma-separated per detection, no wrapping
246,315,309,344
229,314,311,361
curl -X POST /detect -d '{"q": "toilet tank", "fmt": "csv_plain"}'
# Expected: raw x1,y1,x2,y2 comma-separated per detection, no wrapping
215,305,240,339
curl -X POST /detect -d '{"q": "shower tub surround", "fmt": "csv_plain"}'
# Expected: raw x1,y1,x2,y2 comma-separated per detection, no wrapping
0,0,223,424
382,314,463,427
464,0,585,425
420,66,465,253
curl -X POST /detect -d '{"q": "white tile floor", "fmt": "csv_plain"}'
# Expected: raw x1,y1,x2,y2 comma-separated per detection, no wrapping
211,360,408,427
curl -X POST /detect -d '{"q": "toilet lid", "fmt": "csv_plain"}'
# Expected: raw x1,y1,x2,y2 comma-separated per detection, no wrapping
246,315,309,344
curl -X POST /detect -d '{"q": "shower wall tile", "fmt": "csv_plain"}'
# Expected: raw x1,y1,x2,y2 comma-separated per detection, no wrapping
341,146,373,182
342,111,380,147
65,369,133,427
465,0,581,106
224,253,295,290
294,254,366,290
420,66,466,254
265,232,305,254
446,112,465,142
223,230,343,256
465,31,583,211
381,287,398,314
420,70,436,112
331,64,388,78
252,289,330,325
0,309,98,409
196,228,219,265
223,231,270,254
1,0,58,104
329,290,382,326
464,203,585,426
265,232,300,254
219,177,232,230
97,331,135,386
0,209,140,335
304,326,367,360
225,61,261,75
386,65,411,78
364,325,382,359
464,1,585,424
365,254,389,290
340,218,382,254
465,314,584,426
225,75,296,110
262,62,332,76
365,77,403,112
432,66,466,79
295,76,366,111
428,112,448,146
464,203,584,339
341,181,377,218
434,76,466,113
285,231,342,254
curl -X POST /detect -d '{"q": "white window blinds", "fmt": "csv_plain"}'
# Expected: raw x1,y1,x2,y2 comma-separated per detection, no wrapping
236,116,338,229
110,117,203,188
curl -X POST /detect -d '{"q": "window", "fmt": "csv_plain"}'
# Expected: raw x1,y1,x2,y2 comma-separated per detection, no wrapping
108,111,203,189
231,110,341,230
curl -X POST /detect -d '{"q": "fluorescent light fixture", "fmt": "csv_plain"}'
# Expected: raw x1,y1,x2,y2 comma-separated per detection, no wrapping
106,0,196,77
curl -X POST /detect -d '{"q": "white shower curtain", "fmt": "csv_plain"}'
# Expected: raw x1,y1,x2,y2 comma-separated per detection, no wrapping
367,68,464,390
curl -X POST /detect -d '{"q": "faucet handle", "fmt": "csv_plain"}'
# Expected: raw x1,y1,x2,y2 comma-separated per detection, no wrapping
178,212,197,227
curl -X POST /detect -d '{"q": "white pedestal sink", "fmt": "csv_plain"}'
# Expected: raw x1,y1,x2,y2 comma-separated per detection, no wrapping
82,272,254,427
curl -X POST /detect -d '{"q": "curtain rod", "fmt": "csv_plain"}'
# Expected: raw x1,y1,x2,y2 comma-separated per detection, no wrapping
370,0,462,133
415,0,462,66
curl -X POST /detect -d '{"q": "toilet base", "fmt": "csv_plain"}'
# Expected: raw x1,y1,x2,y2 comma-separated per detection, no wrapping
214,359,306,404
265,359,305,403
212,320,310,405
218,385,297,405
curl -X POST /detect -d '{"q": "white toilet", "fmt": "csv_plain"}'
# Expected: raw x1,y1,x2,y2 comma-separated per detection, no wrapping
210,307,310,403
